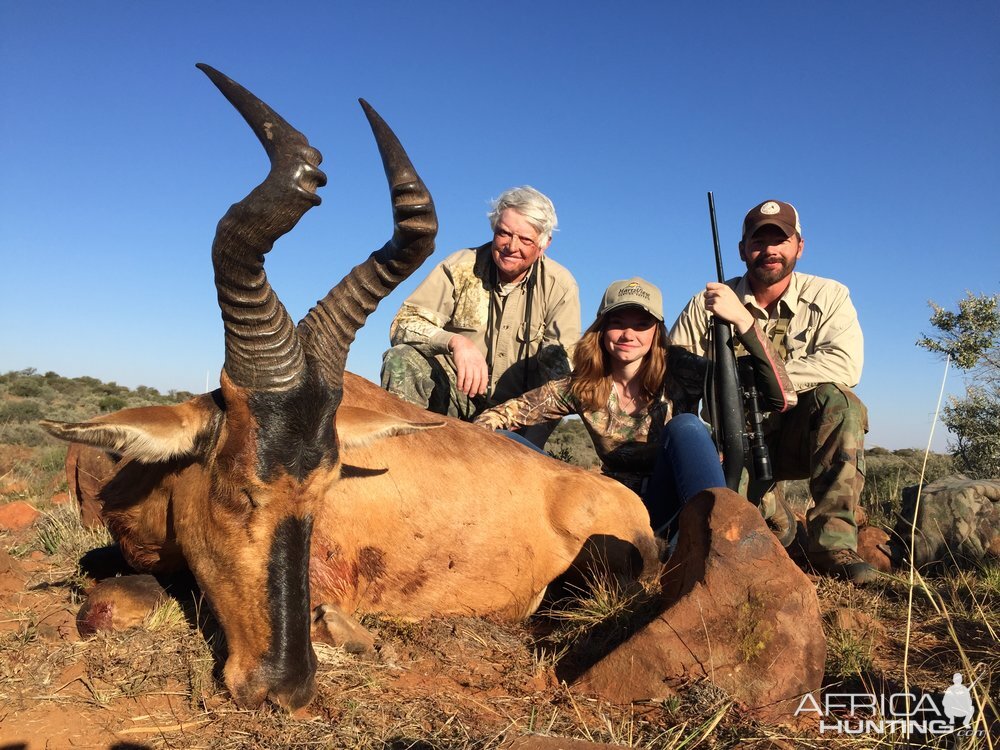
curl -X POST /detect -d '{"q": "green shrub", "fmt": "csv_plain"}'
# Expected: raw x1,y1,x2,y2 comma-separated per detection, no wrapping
9,378,43,398
0,423,49,447
98,395,128,412
548,419,598,468
0,400,44,423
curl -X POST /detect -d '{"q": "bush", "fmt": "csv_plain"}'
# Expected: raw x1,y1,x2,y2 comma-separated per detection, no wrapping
548,419,599,469
0,423,50,447
98,395,128,412
0,400,44,423
917,292,1000,478
9,378,43,398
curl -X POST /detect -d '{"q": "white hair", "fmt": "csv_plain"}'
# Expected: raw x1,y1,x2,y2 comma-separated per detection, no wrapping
487,186,558,244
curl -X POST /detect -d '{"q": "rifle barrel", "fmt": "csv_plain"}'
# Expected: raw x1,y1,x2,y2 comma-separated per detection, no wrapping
708,191,726,283
707,191,746,491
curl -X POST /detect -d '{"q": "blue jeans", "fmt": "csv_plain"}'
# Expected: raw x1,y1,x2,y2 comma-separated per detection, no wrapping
642,413,725,537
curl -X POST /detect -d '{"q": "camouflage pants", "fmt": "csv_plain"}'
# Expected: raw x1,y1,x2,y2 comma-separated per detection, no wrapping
380,343,556,448
747,383,868,553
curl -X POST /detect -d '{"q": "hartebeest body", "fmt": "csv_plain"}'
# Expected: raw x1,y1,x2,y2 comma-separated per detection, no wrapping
43,65,657,710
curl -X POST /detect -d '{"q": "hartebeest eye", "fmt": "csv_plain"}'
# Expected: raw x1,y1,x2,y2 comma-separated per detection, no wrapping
242,489,259,509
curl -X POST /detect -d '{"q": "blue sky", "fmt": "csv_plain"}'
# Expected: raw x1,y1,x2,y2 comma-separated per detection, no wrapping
2,1,997,451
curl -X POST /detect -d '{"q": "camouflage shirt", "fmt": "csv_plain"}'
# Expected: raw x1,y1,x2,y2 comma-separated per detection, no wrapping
388,244,581,404
476,331,795,493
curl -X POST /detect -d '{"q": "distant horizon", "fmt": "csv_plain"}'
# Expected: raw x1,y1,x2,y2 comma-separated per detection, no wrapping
4,362,956,454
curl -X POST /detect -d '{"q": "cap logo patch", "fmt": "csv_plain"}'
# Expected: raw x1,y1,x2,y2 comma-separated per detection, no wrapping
617,282,651,301
760,201,781,215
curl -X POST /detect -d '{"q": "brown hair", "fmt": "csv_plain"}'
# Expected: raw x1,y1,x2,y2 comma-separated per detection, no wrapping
569,312,669,412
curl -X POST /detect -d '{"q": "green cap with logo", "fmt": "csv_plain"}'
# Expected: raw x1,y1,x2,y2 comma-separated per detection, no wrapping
597,277,664,322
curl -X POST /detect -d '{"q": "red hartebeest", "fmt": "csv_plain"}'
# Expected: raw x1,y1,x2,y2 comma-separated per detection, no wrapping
43,65,658,711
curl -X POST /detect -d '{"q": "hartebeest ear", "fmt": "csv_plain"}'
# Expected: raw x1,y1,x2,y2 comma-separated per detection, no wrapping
336,406,444,450
39,393,222,463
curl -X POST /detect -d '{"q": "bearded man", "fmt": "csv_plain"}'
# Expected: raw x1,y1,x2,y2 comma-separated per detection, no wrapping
669,199,875,584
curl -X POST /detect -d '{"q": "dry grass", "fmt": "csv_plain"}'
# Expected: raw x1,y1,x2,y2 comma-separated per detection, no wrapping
1,370,997,748
4,478,998,750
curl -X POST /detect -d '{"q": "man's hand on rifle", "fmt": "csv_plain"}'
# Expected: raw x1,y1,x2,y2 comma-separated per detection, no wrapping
704,282,754,334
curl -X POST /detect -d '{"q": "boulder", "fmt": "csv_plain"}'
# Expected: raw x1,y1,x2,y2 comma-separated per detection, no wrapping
567,488,825,723
894,475,1000,568
77,574,168,636
0,500,41,531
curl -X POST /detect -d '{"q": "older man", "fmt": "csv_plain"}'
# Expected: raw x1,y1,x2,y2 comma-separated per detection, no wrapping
669,199,876,584
381,186,580,447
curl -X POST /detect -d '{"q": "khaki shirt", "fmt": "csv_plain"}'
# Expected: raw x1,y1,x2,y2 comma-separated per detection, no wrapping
389,244,581,403
668,271,864,391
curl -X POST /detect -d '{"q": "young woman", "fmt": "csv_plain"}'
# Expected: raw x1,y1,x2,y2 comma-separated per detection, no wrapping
474,277,796,539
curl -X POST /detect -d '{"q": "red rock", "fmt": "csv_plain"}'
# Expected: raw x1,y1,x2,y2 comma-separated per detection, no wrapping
77,574,168,636
570,488,825,724
856,526,894,572
0,500,41,531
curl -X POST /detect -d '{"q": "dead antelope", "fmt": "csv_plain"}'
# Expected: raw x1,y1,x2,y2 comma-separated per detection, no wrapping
44,65,657,711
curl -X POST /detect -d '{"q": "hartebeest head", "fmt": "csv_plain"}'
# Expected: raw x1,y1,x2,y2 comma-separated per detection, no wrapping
40,64,438,709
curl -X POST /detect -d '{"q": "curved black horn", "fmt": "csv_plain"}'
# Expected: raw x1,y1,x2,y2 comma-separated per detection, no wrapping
198,63,327,390
298,99,437,391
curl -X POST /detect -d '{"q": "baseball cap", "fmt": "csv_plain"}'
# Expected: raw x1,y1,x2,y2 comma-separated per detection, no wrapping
597,277,664,322
742,200,802,240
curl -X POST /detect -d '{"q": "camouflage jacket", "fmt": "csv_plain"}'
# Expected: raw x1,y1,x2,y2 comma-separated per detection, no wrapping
388,244,581,404
476,331,795,494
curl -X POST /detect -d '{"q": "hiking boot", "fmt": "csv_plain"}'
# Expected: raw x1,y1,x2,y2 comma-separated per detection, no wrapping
809,548,880,585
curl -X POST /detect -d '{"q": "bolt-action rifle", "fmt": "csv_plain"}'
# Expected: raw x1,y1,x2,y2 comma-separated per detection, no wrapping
706,192,772,489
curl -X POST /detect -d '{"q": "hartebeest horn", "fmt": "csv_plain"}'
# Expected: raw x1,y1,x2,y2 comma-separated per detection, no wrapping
197,63,327,390
298,99,437,391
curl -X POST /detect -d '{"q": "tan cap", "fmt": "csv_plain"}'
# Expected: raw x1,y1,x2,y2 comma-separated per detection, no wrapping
742,200,801,240
597,277,663,322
